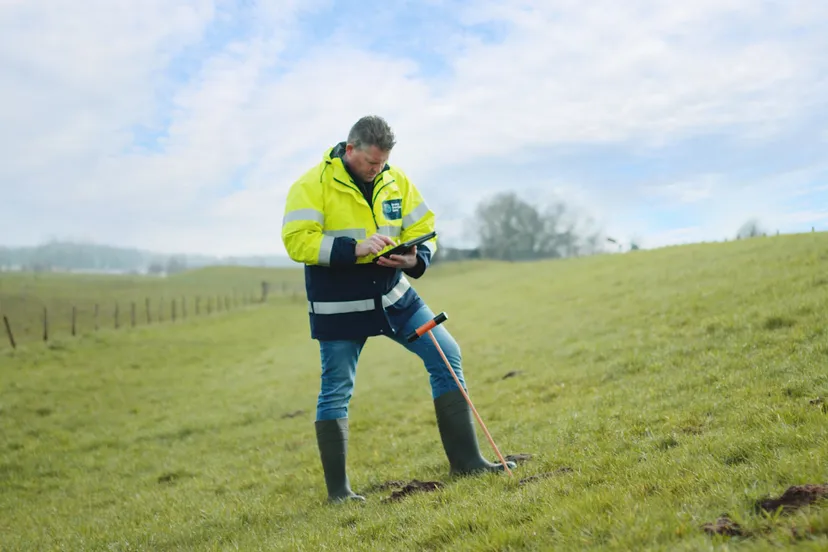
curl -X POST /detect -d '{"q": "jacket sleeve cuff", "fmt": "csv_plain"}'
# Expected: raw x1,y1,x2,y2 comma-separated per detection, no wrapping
330,237,357,266
403,245,431,279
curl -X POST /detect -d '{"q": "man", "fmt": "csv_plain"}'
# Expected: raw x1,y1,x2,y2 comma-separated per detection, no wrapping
281,115,516,503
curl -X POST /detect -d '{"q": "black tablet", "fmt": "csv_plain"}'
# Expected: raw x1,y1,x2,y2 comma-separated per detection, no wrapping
373,231,437,261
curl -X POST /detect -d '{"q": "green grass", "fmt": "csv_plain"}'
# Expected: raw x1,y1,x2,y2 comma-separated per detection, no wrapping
0,266,305,348
2,233,827,551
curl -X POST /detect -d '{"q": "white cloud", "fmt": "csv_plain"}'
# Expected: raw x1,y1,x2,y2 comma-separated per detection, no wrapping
2,0,827,255
782,210,828,225
616,165,828,249
640,175,720,205
1,0,215,180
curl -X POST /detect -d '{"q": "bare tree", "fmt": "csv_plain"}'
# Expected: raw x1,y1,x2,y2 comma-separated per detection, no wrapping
471,191,605,261
736,218,765,239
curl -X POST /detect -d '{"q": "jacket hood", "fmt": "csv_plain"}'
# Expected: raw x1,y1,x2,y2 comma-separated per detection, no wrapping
328,141,347,161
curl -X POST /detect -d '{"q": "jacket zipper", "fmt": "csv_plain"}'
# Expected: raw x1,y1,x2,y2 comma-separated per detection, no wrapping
372,179,395,204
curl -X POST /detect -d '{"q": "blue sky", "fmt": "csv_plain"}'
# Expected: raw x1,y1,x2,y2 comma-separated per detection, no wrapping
1,0,827,255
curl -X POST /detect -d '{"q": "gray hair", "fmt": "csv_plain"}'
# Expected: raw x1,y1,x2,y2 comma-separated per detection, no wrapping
347,115,396,151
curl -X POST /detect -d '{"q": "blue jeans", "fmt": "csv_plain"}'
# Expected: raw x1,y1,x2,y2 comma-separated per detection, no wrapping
316,304,466,421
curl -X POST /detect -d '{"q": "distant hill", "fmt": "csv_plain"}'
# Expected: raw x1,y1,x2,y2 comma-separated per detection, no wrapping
0,241,297,274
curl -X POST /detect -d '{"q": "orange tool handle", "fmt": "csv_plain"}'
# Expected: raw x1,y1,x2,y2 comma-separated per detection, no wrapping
406,311,448,342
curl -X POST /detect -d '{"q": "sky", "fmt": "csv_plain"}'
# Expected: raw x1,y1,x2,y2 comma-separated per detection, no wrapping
2,0,827,256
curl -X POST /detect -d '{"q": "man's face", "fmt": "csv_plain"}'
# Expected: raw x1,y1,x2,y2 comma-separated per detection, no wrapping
345,144,389,182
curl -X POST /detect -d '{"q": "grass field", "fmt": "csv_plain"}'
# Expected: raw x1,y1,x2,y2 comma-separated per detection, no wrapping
1,233,827,551
0,266,305,349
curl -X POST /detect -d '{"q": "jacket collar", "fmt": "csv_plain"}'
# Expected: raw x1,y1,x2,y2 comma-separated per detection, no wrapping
323,141,391,184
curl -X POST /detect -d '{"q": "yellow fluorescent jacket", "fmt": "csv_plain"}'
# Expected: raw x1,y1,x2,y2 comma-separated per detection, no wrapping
281,146,437,266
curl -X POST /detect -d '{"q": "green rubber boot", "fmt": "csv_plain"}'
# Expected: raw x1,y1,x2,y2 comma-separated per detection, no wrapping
434,389,517,476
315,418,365,503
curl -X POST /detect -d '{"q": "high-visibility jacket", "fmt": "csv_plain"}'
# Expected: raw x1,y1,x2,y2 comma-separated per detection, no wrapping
281,142,438,341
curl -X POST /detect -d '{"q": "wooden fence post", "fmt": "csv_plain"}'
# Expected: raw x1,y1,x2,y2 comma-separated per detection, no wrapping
3,315,15,349
71,306,76,337
172,299,177,322
196,296,200,315
43,307,48,342
114,303,120,329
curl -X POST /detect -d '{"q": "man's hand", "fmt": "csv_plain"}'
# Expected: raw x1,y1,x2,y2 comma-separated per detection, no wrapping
355,233,396,258
376,246,418,269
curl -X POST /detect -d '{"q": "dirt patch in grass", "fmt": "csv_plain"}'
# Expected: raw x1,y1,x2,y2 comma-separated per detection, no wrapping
763,315,796,330
365,480,407,493
518,467,573,486
157,470,193,484
700,483,828,540
755,484,828,514
502,370,523,380
382,480,444,503
505,453,533,464
280,410,306,419
701,516,745,537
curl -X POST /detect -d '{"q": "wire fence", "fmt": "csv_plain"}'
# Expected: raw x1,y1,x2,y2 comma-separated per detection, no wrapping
1,280,306,351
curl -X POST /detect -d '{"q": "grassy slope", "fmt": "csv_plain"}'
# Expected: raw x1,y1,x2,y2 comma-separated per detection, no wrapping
0,266,305,348
1,233,827,551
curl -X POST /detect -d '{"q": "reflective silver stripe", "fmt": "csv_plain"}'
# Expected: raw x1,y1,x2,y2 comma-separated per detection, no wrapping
381,276,410,308
309,276,411,314
283,208,324,226
324,228,366,240
309,298,374,314
377,225,401,238
422,239,436,254
318,235,334,265
402,201,430,229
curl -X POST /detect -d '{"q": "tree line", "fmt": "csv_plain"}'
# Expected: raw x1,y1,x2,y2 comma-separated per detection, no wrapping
0,241,295,273
431,191,793,264
433,191,608,263
1,195,796,274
